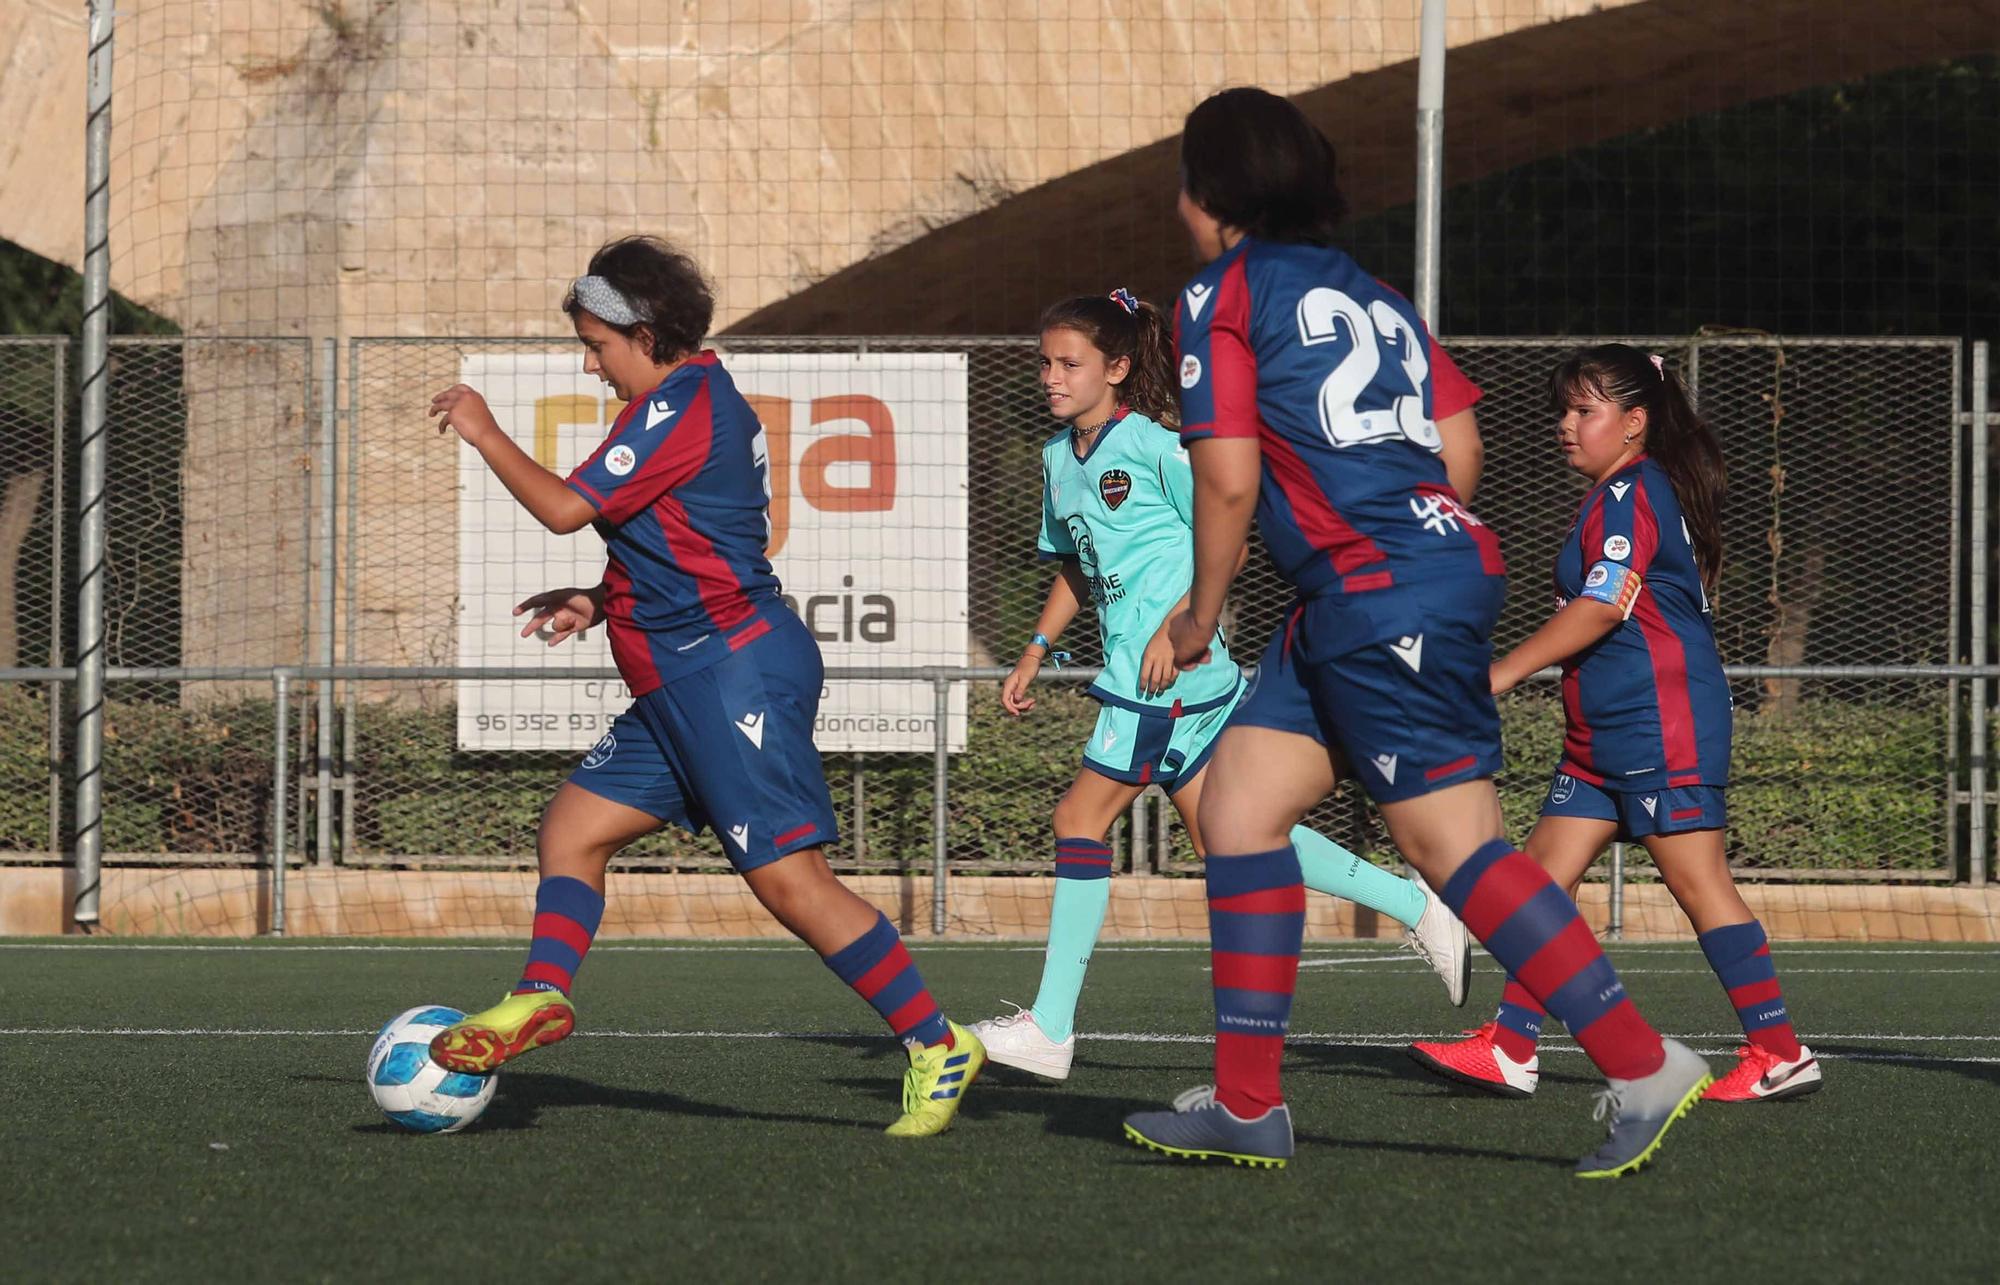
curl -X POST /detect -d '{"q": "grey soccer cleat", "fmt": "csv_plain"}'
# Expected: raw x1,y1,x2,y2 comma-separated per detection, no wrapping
1574,1037,1712,1179
1123,1085,1294,1169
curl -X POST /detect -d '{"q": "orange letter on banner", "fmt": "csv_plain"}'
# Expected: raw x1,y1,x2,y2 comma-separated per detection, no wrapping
534,395,602,470
743,394,793,556
800,395,895,512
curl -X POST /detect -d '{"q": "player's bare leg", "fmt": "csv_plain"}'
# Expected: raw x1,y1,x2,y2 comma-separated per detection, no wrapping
1410,814,1615,1096
972,769,1145,1079
1125,726,1331,1167
432,784,660,1072
1645,829,1821,1102
1376,786,1708,1175
747,846,983,1136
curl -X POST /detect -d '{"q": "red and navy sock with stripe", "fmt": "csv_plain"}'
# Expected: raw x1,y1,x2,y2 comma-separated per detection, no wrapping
1441,840,1665,1081
1208,846,1305,1119
1491,978,1548,1063
514,874,605,996
1698,919,1801,1058
824,911,953,1047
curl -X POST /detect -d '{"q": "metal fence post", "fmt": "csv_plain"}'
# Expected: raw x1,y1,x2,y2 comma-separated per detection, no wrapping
316,338,337,866
1412,0,1446,327
1974,341,1991,887
931,675,950,934
272,671,290,936
49,340,67,862
1128,791,1148,875
1608,842,1625,940
71,2,116,930
1948,340,1965,878
341,339,361,862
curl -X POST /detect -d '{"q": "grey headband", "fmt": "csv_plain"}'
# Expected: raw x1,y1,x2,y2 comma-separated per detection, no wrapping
570,275,649,326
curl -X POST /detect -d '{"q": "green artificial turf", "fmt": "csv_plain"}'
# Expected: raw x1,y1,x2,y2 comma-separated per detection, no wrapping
3,939,1996,1281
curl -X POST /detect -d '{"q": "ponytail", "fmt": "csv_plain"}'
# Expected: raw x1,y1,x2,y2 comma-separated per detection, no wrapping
1548,344,1727,593
1037,290,1180,428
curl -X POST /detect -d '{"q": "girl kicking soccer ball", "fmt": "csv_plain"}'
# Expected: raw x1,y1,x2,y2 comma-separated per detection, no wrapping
1410,343,1819,1103
968,288,1473,1084
424,235,983,1136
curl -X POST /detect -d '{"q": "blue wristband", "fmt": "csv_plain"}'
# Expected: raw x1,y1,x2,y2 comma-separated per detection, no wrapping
1030,633,1052,653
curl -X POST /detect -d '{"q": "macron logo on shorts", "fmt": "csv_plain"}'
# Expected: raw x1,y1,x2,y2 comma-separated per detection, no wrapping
1100,724,1120,751
1371,753,1398,785
1390,634,1424,672
1641,795,1659,817
735,712,765,749
726,823,750,851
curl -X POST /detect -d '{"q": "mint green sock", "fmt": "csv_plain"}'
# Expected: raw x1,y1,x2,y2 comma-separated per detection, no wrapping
1029,839,1115,1043
1290,826,1428,929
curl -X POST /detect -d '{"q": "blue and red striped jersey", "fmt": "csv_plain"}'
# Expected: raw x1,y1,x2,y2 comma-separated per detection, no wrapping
1554,456,1732,789
1175,237,1502,598
566,351,785,695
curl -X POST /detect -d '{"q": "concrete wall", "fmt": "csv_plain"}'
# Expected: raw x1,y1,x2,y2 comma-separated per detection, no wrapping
7,865,1998,941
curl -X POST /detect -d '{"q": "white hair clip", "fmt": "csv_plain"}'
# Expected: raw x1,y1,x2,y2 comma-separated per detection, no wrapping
570,275,649,326
1649,353,1666,377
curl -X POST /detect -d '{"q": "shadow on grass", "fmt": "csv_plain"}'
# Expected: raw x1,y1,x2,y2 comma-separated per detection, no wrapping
339,1067,881,1135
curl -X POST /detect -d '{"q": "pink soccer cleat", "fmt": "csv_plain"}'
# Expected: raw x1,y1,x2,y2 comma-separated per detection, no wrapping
1702,1043,1823,1102
1409,1022,1540,1099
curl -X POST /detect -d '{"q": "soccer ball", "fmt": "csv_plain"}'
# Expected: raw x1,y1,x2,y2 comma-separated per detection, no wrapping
365,1005,497,1133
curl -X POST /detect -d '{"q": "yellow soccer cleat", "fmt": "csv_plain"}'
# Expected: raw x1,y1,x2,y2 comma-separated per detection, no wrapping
884,1021,985,1137
428,989,576,1074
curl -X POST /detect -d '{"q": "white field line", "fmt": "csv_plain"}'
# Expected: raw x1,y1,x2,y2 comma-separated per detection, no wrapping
4,1025,1999,1068
2,941,1997,957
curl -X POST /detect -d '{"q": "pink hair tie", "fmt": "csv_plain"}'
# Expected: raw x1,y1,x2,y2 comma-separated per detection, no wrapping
1649,353,1666,377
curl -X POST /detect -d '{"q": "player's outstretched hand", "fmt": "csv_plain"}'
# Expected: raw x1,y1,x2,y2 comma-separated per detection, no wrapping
1139,628,1180,699
515,586,605,647
1166,609,1213,672
431,384,501,447
1000,653,1040,716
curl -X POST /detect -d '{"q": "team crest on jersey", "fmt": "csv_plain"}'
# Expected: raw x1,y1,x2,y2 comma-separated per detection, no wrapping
606,444,638,476
1098,469,1132,510
1180,354,1203,388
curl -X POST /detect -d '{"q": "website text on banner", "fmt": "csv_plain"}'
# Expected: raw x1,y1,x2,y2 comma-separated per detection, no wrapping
456,351,969,752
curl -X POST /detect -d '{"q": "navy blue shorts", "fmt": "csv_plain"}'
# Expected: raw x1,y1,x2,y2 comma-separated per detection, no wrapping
1230,578,1507,804
565,611,838,872
1541,769,1726,840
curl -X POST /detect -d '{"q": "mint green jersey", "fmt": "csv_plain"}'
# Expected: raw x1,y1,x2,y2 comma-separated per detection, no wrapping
1037,409,1239,713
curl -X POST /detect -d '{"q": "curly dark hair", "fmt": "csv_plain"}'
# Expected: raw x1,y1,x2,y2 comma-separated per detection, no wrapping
562,235,714,361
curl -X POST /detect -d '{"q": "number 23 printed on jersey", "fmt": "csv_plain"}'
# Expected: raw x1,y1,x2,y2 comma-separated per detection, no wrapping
1296,287,1440,454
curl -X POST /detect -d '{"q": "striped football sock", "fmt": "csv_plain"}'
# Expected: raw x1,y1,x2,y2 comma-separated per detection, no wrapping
1441,841,1665,1081
1029,837,1114,1044
1491,977,1548,1063
513,875,605,996
824,911,952,1047
1208,846,1305,1118
1699,919,1802,1059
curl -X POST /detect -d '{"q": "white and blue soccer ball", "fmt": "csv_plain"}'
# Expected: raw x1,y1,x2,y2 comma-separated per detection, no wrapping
365,1005,497,1134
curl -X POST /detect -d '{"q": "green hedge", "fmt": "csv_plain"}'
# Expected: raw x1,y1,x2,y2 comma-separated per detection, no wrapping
0,683,1953,873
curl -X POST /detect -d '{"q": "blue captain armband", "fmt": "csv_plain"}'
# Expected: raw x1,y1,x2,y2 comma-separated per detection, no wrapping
1579,560,1643,618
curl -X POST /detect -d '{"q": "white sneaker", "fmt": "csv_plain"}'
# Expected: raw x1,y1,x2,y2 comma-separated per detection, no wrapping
967,1006,1075,1082
1403,875,1471,1006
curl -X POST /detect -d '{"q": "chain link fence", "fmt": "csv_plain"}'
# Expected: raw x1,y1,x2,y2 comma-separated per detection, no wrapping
0,337,68,862
3,331,1982,934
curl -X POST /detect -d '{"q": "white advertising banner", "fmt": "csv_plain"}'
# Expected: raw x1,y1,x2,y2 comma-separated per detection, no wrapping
455,350,968,753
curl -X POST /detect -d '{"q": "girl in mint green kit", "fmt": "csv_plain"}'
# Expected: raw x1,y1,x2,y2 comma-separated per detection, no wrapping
970,289,1470,1082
